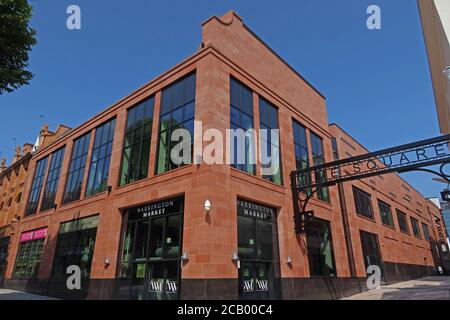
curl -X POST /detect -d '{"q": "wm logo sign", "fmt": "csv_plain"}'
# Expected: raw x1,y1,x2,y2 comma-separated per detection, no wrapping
166,281,178,293
149,280,163,292
256,280,268,292
243,279,253,292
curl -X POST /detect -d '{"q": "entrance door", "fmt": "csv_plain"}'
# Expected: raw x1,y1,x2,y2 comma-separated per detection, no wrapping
360,230,386,283
147,261,179,300
237,199,279,300
119,196,184,300
240,262,272,300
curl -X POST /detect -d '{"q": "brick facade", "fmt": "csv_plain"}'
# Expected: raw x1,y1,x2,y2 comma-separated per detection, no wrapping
0,11,445,300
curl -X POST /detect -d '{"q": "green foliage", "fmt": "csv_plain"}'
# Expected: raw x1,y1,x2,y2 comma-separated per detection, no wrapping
0,0,37,94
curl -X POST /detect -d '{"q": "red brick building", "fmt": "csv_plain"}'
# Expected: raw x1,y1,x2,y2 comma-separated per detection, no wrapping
0,11,444,299
0,124,70,283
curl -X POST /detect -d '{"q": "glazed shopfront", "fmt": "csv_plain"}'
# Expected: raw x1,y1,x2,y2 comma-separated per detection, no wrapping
116,196,282,300
117,196,184,300
237,198,280,300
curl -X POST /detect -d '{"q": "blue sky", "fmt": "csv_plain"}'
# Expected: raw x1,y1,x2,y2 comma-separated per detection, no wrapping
0,0,443,198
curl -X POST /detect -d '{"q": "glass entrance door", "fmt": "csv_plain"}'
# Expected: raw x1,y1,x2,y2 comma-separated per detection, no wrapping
240,262,272,300
119,196,184,300
237,199,279,300
148,261,179,300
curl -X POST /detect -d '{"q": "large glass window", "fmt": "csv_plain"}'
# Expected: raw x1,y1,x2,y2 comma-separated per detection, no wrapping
259,97,282,185
41,147,65,211
306,218,336,277
292,120,311,195
411,217,421,238
310,132,329,202
86,118,116,195
156,73,196,174
353,186,373,219
120,98,154,185
0,237,10,277
63,133,91,204
230,78,255,175
378,200,394,228
422,223,430,241
396,209,409,233
52,215,99,278
25,157,48,216
13,228,47,278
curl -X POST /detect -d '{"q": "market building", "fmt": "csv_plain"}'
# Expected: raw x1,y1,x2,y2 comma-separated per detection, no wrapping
0,11,444,300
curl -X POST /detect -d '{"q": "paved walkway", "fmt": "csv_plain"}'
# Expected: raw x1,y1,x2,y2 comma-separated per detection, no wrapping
344,276,450,300
0,289,57,300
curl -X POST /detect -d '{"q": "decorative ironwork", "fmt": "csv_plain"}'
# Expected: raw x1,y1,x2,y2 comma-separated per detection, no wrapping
291,134,450,233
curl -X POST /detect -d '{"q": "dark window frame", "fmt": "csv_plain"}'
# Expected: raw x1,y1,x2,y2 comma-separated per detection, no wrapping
306,217,337,277
62,133,91,204
259,97,282,185
410,217,421,238
13,237,45,278
310,132,330,203
396,209,410,234
52,215,99,278
155,73,196,175
41,147,66,212
377,199,395,228
292,119,311,195
119,98,154,186
25,156,49,216
422,223,431,241
352,186,374,220
229,77,256,175
86,118,116,195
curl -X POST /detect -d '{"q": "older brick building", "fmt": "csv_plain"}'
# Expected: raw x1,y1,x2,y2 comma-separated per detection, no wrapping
0,11,445,300
0,123,71,283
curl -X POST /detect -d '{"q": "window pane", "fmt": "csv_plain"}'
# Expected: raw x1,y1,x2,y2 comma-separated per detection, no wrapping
25,157,49,215
238,216,256,260
63,133,91,204
86,118,115,196
306,218,336,277
165,215,181,258
120,98,154,185
149,218,164,258
257,220,273,260
156,73,196,174
230,78,255,175
41,147,65,211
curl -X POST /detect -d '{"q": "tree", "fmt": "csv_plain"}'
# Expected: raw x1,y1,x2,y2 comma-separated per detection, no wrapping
0,0,37,94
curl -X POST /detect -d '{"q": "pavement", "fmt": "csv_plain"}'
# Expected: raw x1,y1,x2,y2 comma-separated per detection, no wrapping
0,289,58,300
1,277,450,300
344,276,450,300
